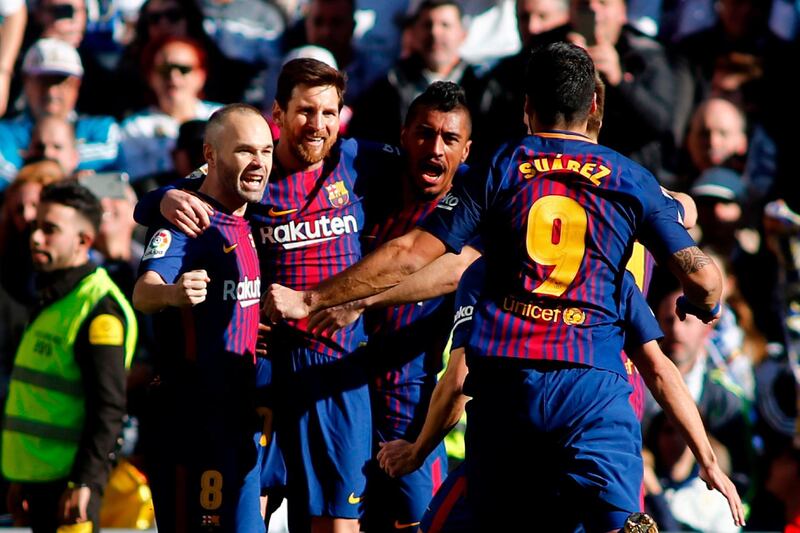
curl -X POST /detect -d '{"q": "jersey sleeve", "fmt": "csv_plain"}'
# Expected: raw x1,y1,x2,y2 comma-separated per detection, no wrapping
132,170,205,226
637,181,696,261
450,258,486,350
138,226,193,284
621,272,663,352
420,157,498,253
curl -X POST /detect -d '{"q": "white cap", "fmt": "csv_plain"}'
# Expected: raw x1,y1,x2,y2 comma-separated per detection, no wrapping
22,38,84,78
282,45,339,70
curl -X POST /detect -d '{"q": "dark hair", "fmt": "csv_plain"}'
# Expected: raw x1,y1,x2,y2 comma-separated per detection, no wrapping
275,58,346,111
415,0,463,19
525,42,596,126
205,103,266,144
405,81,472,135
40,180,103,233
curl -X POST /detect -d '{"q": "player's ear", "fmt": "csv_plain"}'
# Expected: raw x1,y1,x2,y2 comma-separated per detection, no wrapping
203,143,214,167
272,101,283,126
590,92,598,116
460,140,472,163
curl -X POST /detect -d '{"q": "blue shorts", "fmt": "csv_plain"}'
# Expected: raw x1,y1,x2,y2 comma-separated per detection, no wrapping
146,354,265,532
464,358,642,533
255,357,287,492
276,347,372,519
420,462,473,533
365,441,446,531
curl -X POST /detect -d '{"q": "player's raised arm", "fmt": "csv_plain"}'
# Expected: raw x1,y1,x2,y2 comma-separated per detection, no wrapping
133,269,210,314
264,227,448,321
628,340,745,527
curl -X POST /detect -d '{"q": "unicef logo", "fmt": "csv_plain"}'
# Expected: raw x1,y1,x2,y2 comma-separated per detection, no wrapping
562,307,586,325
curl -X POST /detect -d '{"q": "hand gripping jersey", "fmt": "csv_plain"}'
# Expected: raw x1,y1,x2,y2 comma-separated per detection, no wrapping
422,131,694,377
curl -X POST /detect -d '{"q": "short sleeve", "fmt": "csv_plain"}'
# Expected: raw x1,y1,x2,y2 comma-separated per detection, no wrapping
138,226,191,284
450,258,486,350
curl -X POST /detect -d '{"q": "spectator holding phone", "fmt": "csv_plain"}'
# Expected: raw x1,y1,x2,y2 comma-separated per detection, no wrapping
567,0,677,181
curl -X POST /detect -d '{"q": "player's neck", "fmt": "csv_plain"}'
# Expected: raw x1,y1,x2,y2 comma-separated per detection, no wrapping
532,118,590,137
198,178,247,217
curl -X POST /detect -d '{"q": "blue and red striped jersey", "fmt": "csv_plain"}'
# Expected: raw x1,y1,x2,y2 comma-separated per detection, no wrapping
362,189,450,432
423,131,695,377
249,138,401,356
139,206,261,364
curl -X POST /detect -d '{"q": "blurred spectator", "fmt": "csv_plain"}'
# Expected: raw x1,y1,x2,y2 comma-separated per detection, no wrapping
453,0,522,70
0,38,120,190
567,0,677,180
650,287,755,495
476,0,572,156
691,167,750,254
746,440,800,531
199,0,285,105
33,0,87,48
0,160,65,307
643,411,740,532
115,0,251,118
0,0,27,117
92,178,143,297
677,97,748,187
301,0,385,105
26,115,80,176
119,36,221,182
135,117,206,194
348,0,482,146
671,0,791,152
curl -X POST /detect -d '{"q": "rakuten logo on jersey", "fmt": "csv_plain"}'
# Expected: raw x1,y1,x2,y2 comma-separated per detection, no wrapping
223,276,261,308
259,215,359,249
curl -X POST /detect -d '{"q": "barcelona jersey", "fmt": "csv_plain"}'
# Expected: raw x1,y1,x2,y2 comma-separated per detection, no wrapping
422,131,695,377
362,187,450,433
250,138,400,356
139,204,261,367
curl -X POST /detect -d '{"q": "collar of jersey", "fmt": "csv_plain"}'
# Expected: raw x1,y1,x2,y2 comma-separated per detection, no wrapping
534,130,595,143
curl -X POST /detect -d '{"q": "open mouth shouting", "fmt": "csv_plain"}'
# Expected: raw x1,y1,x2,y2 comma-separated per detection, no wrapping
418,159,446,185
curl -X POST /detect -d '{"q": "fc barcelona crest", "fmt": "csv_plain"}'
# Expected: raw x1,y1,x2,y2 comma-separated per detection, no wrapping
326,180,350,208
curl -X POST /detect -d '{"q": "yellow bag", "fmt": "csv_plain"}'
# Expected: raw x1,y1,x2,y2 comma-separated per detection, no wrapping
99,460,155,529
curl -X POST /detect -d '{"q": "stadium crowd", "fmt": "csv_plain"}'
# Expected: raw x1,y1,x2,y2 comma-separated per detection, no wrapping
0,0,799,531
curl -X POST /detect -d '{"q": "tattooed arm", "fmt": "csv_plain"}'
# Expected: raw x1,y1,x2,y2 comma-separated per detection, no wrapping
665,245,722,321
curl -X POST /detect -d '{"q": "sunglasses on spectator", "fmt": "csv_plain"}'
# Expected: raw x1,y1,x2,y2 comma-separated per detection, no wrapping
146,8,184,24
155,63,196,77
46,4,76,20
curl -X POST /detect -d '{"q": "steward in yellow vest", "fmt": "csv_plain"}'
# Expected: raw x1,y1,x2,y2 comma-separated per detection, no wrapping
1,182,137,533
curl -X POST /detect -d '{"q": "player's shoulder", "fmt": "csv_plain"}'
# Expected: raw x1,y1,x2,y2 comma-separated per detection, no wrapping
341,136,402,162
141,220,193,261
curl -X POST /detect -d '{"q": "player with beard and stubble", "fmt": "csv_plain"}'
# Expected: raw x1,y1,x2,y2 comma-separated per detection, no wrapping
132,103,272,532
133,59,405,533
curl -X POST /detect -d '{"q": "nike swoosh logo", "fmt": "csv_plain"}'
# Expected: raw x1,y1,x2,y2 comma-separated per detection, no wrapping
394,520,420,529
347,492,363,504
223,243,238,253
268,207,298,217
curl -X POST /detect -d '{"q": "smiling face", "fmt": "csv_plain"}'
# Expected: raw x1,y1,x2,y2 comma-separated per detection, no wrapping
401,105,471,200
273,83,340,171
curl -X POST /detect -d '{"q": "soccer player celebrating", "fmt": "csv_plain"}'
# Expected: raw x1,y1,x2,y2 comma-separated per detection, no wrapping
132,104,272,532
135,59,403,533
264,42,726,532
